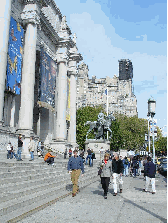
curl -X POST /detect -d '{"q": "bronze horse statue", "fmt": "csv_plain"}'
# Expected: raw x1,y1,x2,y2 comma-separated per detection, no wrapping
84,113,115,140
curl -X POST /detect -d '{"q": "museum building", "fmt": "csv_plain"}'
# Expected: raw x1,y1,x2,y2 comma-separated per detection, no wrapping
0,0,82,156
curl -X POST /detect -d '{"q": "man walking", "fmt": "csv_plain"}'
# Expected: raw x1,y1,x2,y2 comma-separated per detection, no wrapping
143,156,156,194
123,156,129,176
67,150,84,197
112,153,124,196
86,147,92,166
28,136,35,161
17,135,23,161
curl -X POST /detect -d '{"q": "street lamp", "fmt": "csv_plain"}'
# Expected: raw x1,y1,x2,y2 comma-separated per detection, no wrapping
147,98,156,163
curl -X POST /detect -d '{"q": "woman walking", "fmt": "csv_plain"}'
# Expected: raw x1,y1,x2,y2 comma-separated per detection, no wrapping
100,153,112,199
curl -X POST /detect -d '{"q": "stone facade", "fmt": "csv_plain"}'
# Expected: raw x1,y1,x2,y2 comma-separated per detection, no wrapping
76,62,137,117
0,0,82,155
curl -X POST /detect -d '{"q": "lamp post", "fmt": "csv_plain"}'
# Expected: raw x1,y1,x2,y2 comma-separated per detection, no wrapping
147,98,156,163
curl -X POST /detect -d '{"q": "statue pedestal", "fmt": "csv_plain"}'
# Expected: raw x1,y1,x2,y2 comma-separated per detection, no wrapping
85,139,110,162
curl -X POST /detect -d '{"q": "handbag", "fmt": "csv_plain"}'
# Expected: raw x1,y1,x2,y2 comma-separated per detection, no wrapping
98,167,102,175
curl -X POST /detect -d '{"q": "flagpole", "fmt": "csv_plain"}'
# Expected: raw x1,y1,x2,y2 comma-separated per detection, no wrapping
107,86,108,140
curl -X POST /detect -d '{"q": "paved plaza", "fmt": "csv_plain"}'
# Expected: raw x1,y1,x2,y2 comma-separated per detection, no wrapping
19,173,167,223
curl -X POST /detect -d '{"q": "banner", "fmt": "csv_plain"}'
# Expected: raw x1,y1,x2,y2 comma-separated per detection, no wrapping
6,17,24,94
66,77,70,121
38,48,56,110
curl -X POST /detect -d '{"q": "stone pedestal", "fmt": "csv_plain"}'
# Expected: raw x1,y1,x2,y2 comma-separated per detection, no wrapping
85,139,110,161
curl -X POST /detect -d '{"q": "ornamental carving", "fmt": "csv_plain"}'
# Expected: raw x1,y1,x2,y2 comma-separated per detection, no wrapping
21,4,40,25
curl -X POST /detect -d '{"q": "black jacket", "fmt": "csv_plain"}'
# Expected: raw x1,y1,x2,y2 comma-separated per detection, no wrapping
112,159,124,174
18,138,23,147
144,161,156,178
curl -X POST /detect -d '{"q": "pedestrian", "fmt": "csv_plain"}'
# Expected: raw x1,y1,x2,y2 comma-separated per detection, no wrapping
123,156,129,176
64,148,67,159
28,136,35,161
85,147,92,166
69,148,72,158
138,157,143,176
17,135,23,161
100,153,112,199
10,144,17,159
143,156,156,194
112,153,124,196
132,156,139,177
79,149,85,163
67,150,84,197
44,150,57,165
91,149,95,167
7,142,12,159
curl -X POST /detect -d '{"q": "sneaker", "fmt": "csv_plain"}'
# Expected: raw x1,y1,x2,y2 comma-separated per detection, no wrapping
120,189,122,193
51,163,55,166
113,193,117,196
72,193,76,197
104,196,107,199
143,189,147,192
152,192,156,194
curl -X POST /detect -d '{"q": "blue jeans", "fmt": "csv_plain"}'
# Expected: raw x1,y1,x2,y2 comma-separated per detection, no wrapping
86,155,92,166
17,147,22,160
30,151,34,160
11,152,17,159
124,166,129,176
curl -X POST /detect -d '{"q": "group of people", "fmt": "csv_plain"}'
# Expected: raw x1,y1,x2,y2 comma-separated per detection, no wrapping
6,134,23,161
67,150,156,199
66,147,96,167
6,135,44,161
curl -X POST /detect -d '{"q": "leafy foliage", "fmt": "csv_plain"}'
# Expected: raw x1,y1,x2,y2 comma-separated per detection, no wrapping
110,113,148,151
76,107,148,152
76,106,104,149
155,136,167,154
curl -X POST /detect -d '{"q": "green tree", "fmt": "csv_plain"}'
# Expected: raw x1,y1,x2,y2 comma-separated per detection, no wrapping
155,136,167,155
76,106,105,149
111,113,148,152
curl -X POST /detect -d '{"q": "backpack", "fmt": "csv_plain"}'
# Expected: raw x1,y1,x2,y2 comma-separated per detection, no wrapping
125,159,128,165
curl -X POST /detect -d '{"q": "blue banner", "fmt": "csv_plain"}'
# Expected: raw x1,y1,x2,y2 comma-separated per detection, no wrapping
6,17,24,94
39,49,56,109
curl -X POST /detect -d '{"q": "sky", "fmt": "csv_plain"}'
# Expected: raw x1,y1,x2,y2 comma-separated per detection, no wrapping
54,0,167,136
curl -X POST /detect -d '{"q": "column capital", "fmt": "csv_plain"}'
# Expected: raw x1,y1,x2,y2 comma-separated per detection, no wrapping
69,46,83,63
68,60,77,77
56,47,69,64
21,3,40,26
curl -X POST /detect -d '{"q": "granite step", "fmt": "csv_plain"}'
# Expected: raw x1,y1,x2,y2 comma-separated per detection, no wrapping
1,175,100,223
0,168,97,203
0,159,100,222
0,170,99,217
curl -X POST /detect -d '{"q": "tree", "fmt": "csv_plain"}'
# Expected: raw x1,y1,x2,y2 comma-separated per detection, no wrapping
110,113,148,152
76,106,105,149
155,136,167,156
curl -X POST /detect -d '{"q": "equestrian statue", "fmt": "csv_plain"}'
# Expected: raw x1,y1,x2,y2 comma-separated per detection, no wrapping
84,112,115,140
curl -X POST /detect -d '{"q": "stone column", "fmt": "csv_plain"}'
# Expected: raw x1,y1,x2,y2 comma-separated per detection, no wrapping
10,96,15,128
50,16,71,153
68,44,83,147
55,54,68,141
18,3,40,158
0,0,12,125
68,72,76,144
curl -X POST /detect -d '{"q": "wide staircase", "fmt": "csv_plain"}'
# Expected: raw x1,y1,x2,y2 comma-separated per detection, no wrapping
0,157,100,222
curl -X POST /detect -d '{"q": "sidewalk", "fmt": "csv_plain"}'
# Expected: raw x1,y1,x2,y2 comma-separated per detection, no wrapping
19,173,167,223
